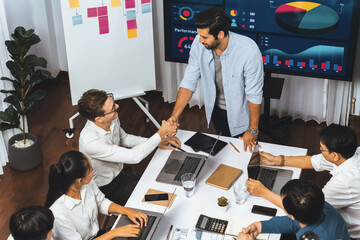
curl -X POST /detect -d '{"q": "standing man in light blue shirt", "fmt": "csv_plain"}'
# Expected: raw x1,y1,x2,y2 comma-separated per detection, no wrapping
169,8,264,152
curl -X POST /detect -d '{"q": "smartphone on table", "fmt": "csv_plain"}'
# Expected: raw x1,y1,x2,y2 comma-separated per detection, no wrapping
144,193,169,202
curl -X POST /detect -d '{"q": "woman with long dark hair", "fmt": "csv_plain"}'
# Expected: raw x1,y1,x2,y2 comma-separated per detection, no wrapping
46,150,147,240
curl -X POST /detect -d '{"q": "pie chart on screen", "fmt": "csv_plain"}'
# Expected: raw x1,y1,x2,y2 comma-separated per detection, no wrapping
275,1,339,35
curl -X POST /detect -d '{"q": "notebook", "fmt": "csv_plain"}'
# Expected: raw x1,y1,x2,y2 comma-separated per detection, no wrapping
156,133,222,186
247,144,293,194
205,164,243,190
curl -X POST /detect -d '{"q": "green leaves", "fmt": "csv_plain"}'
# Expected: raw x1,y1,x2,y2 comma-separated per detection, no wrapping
0,106,20,130
0,26,52,133
24,90,46,112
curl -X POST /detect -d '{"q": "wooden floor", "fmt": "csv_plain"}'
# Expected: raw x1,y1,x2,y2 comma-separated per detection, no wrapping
0,74,360,239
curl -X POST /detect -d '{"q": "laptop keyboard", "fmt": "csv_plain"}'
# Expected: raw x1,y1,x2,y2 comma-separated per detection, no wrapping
129,215,157,240
258,168,278,190
173,156,202,181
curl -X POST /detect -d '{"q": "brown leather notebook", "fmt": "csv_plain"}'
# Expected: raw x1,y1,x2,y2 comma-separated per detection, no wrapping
141,189,176,208
205,164,243,190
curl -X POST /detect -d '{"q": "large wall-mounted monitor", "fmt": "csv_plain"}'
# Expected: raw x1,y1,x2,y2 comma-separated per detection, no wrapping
164,0,360,81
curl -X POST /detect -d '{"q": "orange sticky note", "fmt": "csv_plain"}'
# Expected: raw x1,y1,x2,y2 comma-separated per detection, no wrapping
69,0,80,8
111,0,121,7
128,29,137,38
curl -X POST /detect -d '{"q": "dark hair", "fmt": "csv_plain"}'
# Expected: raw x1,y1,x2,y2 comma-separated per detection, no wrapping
45,151,89,207
78,89,108,121
9,206,54,240
280,179,324,225
194,8,231,38
319,124,357,159
300,231,320,240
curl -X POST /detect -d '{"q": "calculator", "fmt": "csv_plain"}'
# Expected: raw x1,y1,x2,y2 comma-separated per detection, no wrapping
195,214,228,234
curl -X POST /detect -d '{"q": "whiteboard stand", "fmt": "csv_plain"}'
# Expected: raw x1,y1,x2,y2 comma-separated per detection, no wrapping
132,96,160,129
64,97,160,139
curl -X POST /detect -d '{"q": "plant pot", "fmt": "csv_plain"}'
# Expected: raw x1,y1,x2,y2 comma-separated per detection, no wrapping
218,203,229,213
8,133,42,171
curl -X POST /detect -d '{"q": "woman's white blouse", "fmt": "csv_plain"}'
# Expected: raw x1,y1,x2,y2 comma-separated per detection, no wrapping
50,180,112,240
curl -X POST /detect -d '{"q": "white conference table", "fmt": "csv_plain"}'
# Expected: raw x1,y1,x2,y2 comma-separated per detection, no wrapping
113,130,307,240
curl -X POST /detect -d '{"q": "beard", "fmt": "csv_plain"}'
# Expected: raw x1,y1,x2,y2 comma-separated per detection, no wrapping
203,39,221,50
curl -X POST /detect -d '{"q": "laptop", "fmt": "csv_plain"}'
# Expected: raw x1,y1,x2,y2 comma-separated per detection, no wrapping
247,144,293,194
156,133,222,186
113,189,176,240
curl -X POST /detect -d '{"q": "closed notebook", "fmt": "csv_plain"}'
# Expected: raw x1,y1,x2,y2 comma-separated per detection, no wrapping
205,164,243,190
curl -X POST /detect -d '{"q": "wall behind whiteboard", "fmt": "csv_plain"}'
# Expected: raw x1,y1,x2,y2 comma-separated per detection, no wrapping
59,0,156,105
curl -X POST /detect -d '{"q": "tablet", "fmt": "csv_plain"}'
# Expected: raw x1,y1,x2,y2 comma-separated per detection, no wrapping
184,132,227,156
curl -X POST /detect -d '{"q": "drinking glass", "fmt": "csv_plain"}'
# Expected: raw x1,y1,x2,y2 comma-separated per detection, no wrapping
233,181,249,205
181,173,196,198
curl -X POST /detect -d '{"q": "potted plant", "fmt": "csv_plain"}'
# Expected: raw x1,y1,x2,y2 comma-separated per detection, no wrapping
0,26,52,171
217,196,229,212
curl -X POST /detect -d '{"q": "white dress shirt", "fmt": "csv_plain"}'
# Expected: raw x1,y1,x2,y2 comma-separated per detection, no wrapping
311,147,360,239
50,180,112,240
7,234,53,240
79,119,161,187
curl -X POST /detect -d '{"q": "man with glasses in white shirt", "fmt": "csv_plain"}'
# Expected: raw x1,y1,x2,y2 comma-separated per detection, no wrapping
78,89,179,205
246,124,360,240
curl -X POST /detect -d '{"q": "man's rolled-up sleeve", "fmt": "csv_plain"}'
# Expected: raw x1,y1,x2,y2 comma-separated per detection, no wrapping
179,35,201,92
244,46,263,105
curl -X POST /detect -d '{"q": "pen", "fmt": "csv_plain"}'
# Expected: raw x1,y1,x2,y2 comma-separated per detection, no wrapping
229,142,240,153
169,143,186,152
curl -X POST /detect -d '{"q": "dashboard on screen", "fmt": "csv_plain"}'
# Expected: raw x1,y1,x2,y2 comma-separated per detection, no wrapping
164,0,360,81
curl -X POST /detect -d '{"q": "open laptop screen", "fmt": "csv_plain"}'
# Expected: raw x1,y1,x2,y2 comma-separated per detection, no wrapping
249,144,260,166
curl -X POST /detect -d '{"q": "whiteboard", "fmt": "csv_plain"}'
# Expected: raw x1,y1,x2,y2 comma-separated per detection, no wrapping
59,0,156,105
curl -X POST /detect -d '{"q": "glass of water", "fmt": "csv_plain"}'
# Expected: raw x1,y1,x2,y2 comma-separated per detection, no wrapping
233,181,249,205
181,173,196,198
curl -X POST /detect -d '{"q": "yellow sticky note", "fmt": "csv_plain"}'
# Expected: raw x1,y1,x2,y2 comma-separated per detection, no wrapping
128,29,137,39
69,0,80,8
111,0,121,7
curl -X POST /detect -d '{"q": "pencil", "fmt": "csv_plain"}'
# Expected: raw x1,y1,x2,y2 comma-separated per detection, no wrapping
229,142,240,153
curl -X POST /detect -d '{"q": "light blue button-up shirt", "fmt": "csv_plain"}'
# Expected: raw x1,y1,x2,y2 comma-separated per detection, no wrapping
180,31,264,136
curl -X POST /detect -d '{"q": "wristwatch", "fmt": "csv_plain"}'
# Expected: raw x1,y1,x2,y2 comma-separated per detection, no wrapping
248,128,259,135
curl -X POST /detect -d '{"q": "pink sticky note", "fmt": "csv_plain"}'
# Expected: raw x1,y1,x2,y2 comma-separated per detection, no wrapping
141,0,150,3
98,6,108,16
87,7,98,17
99,16,109,34
125,0,135,8
99,16,109,28
127,19,137,30
100,26,109,34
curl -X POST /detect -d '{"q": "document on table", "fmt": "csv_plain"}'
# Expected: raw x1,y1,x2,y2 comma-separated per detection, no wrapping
167,226,234,240
225,216,269,240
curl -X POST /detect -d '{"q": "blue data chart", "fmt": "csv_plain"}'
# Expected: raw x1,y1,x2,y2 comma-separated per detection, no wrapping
259,34,347,76
225,0,355,41
171,3,213,26
170,26,198,61
164,0,360,80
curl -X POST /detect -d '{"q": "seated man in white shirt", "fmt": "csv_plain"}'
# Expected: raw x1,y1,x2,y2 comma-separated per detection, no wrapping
78,89,179,205
246,124,360,240
8,206,54,240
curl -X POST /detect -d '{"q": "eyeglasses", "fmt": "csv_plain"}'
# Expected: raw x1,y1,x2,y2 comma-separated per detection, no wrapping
101,93,117,116
319,147,329,152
